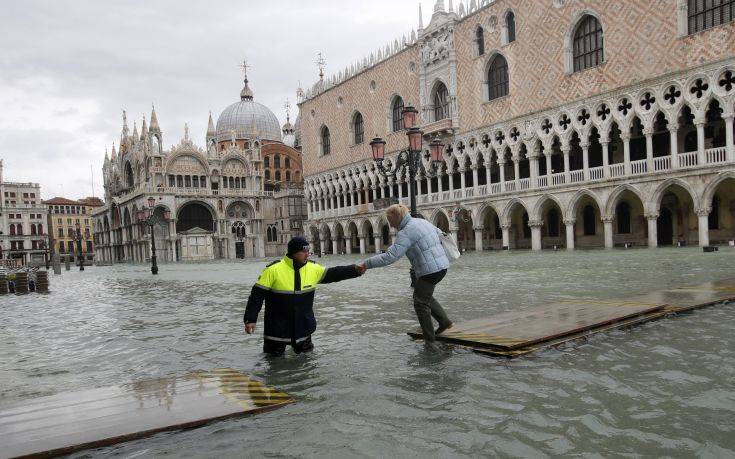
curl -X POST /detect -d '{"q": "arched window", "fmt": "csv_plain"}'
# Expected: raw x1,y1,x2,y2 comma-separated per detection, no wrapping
475,26,485,56
616,202,631,234
30,224,37,235
273,228,278,241
433,82,450,121
688,0,735,34
487,54,509,100
392,96,405,132
573,15,604,72
38,224,43,235
275,170,281,181
264,156,269,167
286,171,291,181
583,205,596,235
9,224,15,236
265,170,271,180
274,154,281,168
353,112,364,144
17,224,23,235
506,12,516,43
321,126,331,155
285,157,290,168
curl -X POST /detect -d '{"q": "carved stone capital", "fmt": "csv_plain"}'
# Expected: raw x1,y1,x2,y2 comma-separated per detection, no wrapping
696,207,712,217
563,219,576,226
527,219,544,228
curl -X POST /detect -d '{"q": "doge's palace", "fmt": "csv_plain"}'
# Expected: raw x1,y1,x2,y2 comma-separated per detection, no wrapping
299,0,735,255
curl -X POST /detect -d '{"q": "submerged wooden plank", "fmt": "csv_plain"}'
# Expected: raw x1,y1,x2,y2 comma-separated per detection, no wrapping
409,300,664,350
0,368,293,459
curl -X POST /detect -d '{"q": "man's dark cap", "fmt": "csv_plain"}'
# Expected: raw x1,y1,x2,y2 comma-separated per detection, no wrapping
287,236,310,256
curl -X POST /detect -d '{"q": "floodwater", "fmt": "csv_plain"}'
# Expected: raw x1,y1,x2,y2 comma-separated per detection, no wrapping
2,247,735,457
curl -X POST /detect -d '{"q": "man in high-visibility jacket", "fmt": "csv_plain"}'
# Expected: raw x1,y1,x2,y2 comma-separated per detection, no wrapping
244,236,365,355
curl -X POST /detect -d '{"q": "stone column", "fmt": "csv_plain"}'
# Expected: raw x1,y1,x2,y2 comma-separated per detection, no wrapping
696,120,706,165
581,142,590,180
397,181,403,199
622,133,631,175
472,166,479,192
320,239,327,255
529,153,539,187
374,235,382,253
644,129,654,172
529,220,542,251
646,213,659,248
725,115,734,162
450,229,459,249
388,180,394,197
474,227,483,252
359,236,366,254
564,219,576,250
426,175,432,196
697,208,710,247
513,158,520,187
485,164,492,188
602,216,614,249
448,170,455,192
498,159,506,190
345,238,352,255
332,238,339,255
669,127,679,169
601,141,610,178
562,146,571,182
501,224,511,250
459,168,466,190
437,171,444,194
546,153,552,179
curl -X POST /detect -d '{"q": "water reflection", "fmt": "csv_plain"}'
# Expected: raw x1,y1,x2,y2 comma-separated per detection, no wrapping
1,247,734,456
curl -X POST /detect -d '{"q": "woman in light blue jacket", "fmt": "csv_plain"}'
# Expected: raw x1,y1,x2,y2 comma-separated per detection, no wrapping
360,204,453,344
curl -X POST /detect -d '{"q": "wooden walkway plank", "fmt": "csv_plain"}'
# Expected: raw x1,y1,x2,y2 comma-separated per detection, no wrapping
408,279,735,358
0,368,293,459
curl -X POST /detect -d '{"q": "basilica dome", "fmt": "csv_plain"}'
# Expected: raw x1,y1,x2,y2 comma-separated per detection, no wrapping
215,75,282,143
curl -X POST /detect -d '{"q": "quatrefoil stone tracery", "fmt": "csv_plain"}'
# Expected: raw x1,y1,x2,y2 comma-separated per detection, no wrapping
664,86,681,105
618,98,632,116
690,78,709,99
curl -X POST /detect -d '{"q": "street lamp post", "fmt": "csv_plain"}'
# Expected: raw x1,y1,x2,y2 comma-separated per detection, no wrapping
74,223,84,271
138,197,170,275
369,106,445,217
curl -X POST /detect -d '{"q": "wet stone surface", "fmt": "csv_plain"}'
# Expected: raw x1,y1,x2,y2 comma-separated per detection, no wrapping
1,247,735,457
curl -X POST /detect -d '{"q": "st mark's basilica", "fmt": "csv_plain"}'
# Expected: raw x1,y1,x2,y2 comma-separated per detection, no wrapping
92,70,306,262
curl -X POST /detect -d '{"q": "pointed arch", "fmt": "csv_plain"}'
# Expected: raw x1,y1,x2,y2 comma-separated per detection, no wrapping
389,94,405,132
501,197,529,225
702,171,735,209
565,189,604,220
604,184,645,216
648,177,700,214
531,194,564,221
564,10,605,74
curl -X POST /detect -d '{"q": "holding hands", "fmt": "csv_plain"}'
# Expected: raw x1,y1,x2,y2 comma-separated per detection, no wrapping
355,263,367,275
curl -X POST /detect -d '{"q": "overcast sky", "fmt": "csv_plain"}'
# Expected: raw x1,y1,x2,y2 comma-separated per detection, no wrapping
0,0,421,199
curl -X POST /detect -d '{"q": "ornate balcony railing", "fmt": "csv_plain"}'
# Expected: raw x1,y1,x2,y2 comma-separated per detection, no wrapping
306,148,734,221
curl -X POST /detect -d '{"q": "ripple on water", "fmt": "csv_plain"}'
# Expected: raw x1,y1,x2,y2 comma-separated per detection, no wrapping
2,248,735,457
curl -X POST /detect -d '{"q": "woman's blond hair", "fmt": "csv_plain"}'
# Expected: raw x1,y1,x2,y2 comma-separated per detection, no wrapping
385,204,410,224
